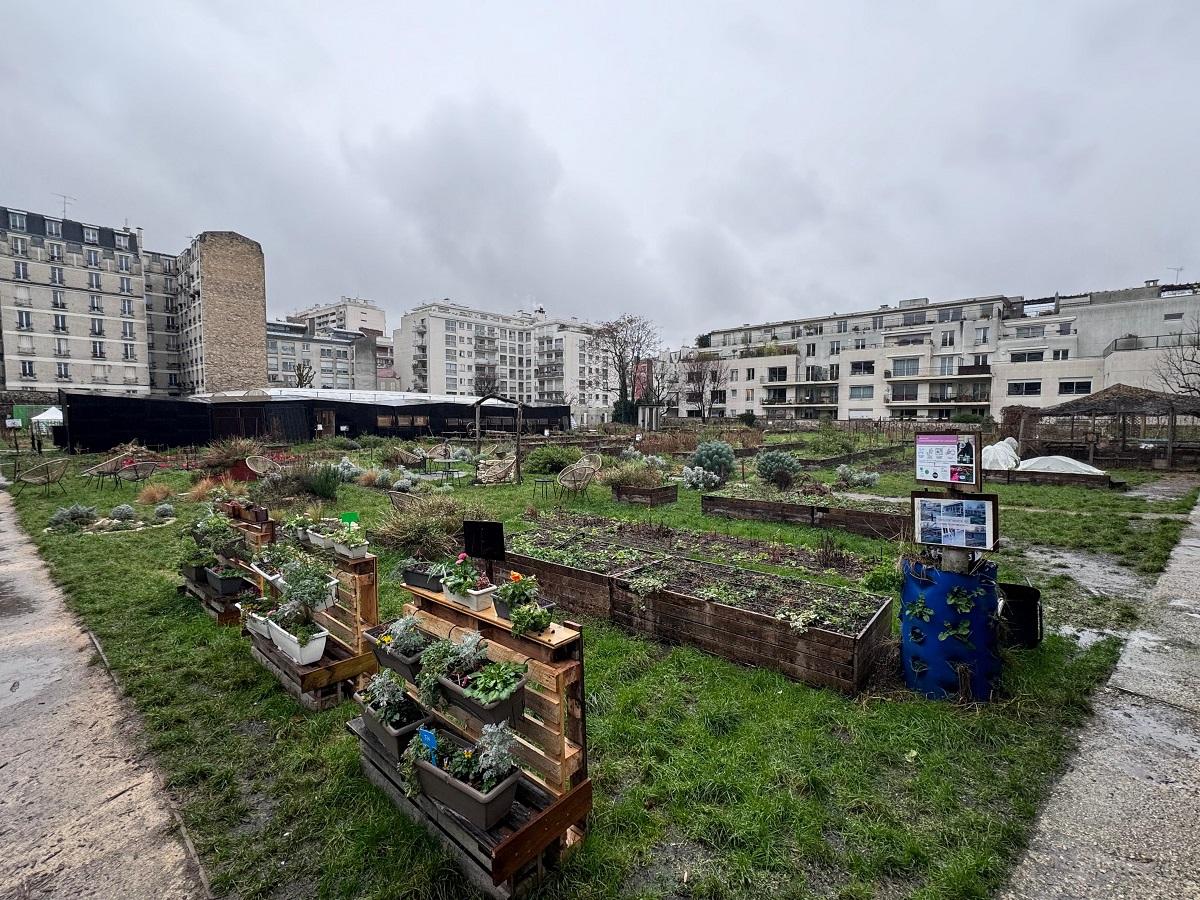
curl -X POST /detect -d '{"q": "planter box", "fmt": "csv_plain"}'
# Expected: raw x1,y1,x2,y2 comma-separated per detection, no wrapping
492,596,556,622
611,483,678,506
401,568,443,593
267,619,330,665
354,692,430,762
205,567,248,596
364,626,425,684
701,494,910,541
442,585,496,612
413,735,520,830
181,563,204,585
277,573,340,612
232,503,269,524
439,673,527,726
334,541,369,560
237,603,273,639
306,528,333,549
249,562,284,587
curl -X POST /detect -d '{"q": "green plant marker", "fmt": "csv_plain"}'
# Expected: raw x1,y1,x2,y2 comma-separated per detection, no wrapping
340,512,360,524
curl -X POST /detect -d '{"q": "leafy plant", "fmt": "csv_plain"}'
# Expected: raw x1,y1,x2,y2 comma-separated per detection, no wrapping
523,445,582,475
496,571,539,606
378,614,430,658
509,603,551,637
905,593,934,622
110,504,136,522
834,464,880,488
154,502,175,520
462,660,527,704
415,631,490,708
681,466,722,491
360,671,423,731
756,450,803,490
947,586,980,615
440,553,492,595
862,561,903,594
400,723,517,797
300,464,341,499
775,607,821,632
628,574,667,596
48,503,98,531
331,521,367,548
690,440,735,478
939,620,975,649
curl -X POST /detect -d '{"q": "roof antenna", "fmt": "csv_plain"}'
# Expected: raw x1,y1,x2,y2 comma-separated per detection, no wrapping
53,193,77,218
1167,266,1184,284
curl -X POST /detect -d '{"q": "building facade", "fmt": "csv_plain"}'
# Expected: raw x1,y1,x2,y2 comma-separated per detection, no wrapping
287,296,386,334
672,282,1200,422
1,206,151,395
396,301,611,424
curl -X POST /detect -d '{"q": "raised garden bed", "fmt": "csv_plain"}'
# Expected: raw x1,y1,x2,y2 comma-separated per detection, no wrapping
611,483,678,506
703,486,911,541
983,468,1127,490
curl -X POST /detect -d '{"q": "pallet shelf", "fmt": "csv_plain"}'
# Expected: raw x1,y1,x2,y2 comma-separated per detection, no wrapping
180,575,241,626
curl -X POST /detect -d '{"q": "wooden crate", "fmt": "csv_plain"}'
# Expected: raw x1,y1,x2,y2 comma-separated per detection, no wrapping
248,630,371,711
701,494,911,541
180,575,241,626
610,483,678,506
349,717,590,899
400,586,587,796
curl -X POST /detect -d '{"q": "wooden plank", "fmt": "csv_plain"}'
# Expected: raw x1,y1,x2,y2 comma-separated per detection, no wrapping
491,779,593,885
404,585,580,652
299,650,377,692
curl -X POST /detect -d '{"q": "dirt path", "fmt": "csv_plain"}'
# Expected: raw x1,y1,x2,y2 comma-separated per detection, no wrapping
0,492,207,899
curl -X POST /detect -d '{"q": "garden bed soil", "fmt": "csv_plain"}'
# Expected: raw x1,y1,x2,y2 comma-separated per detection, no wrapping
611,483,678,506
702,491,911,541
504,535,658,620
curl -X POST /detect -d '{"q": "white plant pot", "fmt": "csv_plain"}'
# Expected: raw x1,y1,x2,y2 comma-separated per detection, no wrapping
249,562,284,587
306,529,332,549
267,620,329,665
334,542,368,560
442,585,496,612
236,603,272,639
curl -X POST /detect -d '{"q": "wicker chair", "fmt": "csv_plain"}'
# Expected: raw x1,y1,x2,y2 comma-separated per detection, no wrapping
14,458,70,496
579,452,603,471
426,443,452,461
476,457,516,485
245,455,283,477
115,460,160,486
80,455,126,489
556,463,597,500
391,446,425,468
387,490,419,511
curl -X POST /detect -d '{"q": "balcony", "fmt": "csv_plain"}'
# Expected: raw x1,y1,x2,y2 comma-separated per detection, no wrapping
52,301,68,309
762,397,789,406
884,394,920,404
885,364,990,379
928,392,991,404
16,346,35,355
54,349,70,358
1103,332,1193,356
14,297,31,307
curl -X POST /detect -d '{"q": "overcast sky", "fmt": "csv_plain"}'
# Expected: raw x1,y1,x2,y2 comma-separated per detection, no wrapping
3,1,1198,345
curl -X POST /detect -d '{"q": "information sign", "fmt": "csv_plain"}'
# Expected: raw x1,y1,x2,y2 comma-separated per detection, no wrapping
911,491,999,551
915,431,981,491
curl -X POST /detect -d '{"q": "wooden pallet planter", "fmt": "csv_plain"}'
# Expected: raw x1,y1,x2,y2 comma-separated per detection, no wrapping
349,717,590,899
701,494,911,541
611,483,678,506
611,566,893,692
180,575,242,626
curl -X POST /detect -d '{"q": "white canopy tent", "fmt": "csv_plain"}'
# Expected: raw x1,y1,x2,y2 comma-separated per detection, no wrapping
30,406,63,434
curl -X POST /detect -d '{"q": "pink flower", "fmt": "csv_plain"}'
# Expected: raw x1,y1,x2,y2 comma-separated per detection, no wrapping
457,552,468,562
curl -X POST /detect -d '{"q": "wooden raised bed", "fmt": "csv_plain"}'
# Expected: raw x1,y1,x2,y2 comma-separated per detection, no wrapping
611,563,893,692
611,483,678,506
701,493,911,541
502,552,622,620
983,468,1126,490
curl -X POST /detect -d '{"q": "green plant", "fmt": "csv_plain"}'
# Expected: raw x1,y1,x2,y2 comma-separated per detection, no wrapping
48,503,98,531
238,593,276,616
332,521,367,548
495,571,539,606
378,614,429,658
400,723,517,797
438,553,491,595
300,463,341,499
947,586,981,614
415,631,490,708
628,574,667,596
154,502,175,520
905,593,934,622
193,511,241,554
681,466,722,491
509,603,551,637
834,464,880,488
737,411,758,427
523,445,583,475
862,561,903,594
775,607,821,632
690,440,735,478
600,463,664,489
462,660,527,704
279,555,333,609
756,450,802,490
110,503,136,522
360,671,423,730
373,495,484,559
939,619,975,649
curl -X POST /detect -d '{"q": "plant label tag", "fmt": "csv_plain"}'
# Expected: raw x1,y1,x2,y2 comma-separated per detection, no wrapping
340,512,359,523
418,727,438,752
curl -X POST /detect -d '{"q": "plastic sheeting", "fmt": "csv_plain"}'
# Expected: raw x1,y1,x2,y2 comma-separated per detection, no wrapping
982,437,1020,470
1016,455,1106,476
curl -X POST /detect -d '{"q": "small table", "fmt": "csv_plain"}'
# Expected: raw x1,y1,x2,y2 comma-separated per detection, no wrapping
534,478,555,500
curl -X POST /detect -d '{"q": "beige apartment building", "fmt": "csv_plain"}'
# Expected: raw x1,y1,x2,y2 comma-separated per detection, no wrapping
672,281,1200,422
396,301,612,424
288,296,386,334
1,206,151,395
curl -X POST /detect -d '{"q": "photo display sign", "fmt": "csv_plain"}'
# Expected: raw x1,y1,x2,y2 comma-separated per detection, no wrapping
911,491,999,551
915,431,981,491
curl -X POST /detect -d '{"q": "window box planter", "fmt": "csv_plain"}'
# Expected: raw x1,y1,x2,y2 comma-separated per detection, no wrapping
249,561,284,587
364,625,425,684
276,573,341,613
205,566,248,596
354,691,430,762
611,483,678,506
412,733,520,830
267,619,329,666
231,502,269,524
442,584,496,612
438,671,527,726
401,566,443,593
181,562,204,585
306,527,334,549
236,602,272,639
333,540,369,560
492,595,556,622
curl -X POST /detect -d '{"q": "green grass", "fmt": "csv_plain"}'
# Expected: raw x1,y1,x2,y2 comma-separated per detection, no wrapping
8,466,1141,898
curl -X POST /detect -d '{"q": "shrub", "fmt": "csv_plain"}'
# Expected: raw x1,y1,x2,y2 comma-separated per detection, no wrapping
154,502,176,520
300,464,340,499
834,464,880,488
110,504,136,522
862,560,904,594
355,435,390,449
200,437,263,469
373,494,485,559
644,454,667,469
48,504,98,531
186,476,219,502
138,483,171,504
357,469,380,487
334,456,363,482
681,466,722,491
690,441,735,478
451,447,475,463
391,477,415,493
523,445,582,475
600,464,663,489
317,435,360,451
756,450,803,490
617,447,643,463
374,468,394,486
736,411,758,427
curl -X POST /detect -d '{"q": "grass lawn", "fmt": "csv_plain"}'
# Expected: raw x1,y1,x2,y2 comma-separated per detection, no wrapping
10,462,1140,899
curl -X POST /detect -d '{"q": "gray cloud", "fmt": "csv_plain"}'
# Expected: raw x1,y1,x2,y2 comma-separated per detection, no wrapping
3,1,1199,348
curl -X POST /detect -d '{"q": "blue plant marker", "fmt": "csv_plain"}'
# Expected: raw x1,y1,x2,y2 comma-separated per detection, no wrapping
418,726,438,753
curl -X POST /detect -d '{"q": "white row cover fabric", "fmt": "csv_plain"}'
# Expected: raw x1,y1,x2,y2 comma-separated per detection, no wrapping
1016,455,1106,476
982,437,1020,471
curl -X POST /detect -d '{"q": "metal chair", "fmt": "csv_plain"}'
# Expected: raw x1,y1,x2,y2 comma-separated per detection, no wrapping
14,458,70,496
556,463,597,500
427,443,452,461
391,446,424,468
245,455,283,477
80,455,126,489
579,452,603,471
115,460,160,486
476,457,516,485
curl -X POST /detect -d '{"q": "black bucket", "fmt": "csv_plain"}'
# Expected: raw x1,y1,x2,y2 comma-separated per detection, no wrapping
999,582,1043,649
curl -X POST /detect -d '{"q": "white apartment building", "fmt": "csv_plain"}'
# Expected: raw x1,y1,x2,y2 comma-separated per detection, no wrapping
396,301,612,424
266,321,356,389
288,296,386,334
1,205,151,395
670,281,1200,422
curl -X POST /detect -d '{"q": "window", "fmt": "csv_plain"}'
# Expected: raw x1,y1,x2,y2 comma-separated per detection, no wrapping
1059,380,1092,395
50,265,64,285
8,211,26,230
90,318,104,336
119,276,132,294
1058,323,1072,335
19,360,35,378
121,298,133,316
11,236,27,256
118,255,131,272
54,338,68,356
89,295,103,312
744,388,753,401
973,354,989,366
51,289,65,308
938,356,959,375
13,261,28,280
1007,381,1041,396
86,249,100,267
836,320,848,333
892,357,919,377
56,362,70,379
829,340,841,355
115,234,129,250
902,311,927,326
849,385,874,400
1011,350,1044,363
267,339,277,351
975,326,989,345
871,315,884,330
88,272,102,290
853,337,866,350
16,310,32,330
1015,325,1044,339
46,242,62,261
746,367,755,381
45,219,61,238
828,364,840,379
805,343,817,357
1165,312,1184,321
53,314,68,332
1053,349,1069,360
168,373,178,387
938,308,962,322
83,226,99,243
121,322,135,340
767,366,787,382
92,341,106,359
940,330,955,347
892,383,918,401
850,361,875,376
122,343,136,361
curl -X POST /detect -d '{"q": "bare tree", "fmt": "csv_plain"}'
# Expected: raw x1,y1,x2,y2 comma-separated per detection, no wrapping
636,353,682,428
593,315,661,424
474,369,500,397
1156,314,1200,395
294,362,315,388
681,351,730,421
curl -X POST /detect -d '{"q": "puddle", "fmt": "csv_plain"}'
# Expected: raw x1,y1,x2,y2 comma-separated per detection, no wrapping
1020,547,1150,599
1126,474,1200,502
0,580,35,619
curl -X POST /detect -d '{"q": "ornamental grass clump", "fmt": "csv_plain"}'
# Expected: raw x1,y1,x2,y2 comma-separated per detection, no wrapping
690,440,735,480
373,495,484,559
200,436,263,469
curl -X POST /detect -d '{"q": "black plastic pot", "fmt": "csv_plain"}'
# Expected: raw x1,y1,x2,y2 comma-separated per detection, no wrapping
439,673,527,726
402,568,443,593
364,627,425,684
999,582,1043,649
181,563,204,585
492,596,556,622
413,733,520,829
205,567,248,596
354,692,430,762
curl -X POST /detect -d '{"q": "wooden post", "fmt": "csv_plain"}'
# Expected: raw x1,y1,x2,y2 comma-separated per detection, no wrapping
1167,409,1176,469
475,403,482,457
1120,413,1127,451
515,404,523,483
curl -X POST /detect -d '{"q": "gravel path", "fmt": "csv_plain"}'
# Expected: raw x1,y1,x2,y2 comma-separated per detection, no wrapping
0,492,207,899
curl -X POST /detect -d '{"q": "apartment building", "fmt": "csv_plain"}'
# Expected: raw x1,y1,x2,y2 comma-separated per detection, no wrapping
288,296,386,334
143,249,182,394
1,206,151,395
396,301,612,424
673,281,1200,422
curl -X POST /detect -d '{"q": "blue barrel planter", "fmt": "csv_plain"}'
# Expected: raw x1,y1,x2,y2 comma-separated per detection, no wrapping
900,559,1000,701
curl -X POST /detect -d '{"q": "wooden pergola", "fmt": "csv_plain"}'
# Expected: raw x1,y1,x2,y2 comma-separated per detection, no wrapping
471,393,527,482
1038,383,1200,467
